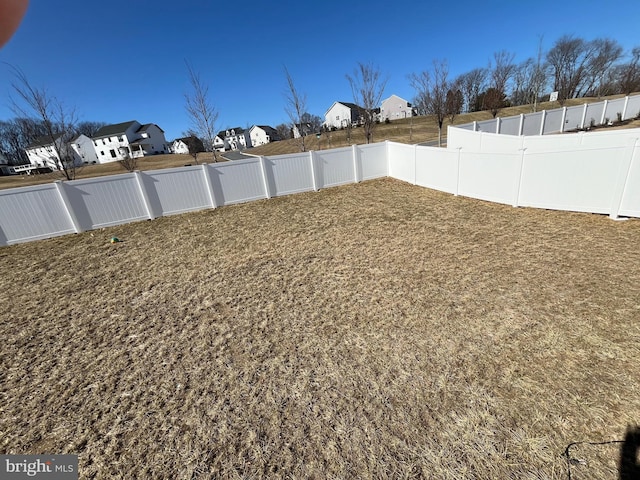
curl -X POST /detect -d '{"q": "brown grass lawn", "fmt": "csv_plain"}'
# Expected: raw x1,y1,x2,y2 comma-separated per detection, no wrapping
1,179,639,479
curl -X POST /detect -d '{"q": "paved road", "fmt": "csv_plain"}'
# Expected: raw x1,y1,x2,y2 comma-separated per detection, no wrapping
221,150,255,161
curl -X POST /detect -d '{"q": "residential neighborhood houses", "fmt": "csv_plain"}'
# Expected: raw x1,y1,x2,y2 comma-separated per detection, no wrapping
249,125,281,147
380,95,414,122
322,97,412,130
8,95,410,175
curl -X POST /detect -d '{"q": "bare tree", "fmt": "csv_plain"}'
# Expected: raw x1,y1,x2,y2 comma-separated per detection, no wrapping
184,61,219,162
283,66,308,152
118,148,137,172
458,68,488,112
300,112,323,133
482,88,509,118
618,46,640,95
584,38,623,97
511,37,548,111
76,121,107,138
346,62,388,144
546,35,595,104
445,80,463,125
0,117,47,165
485,50,515,117
10,67,79,180
275,123,292,140
491,51,516,95
410,60,449,146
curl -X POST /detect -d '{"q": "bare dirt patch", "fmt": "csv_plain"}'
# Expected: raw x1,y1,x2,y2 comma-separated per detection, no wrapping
1,179,638,479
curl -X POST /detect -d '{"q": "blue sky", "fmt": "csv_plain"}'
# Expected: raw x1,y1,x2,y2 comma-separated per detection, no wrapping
1,0,639,141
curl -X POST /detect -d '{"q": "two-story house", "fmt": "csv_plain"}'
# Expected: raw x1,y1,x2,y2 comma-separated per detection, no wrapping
323,101,366,129
172,136,205,155
217,127,251,151
249,125,280,147
380,95,413,122
91,121,168,163
24,133,92,171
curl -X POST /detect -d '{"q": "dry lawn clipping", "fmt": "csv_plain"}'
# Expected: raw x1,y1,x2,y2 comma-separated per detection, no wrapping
1,178,639,479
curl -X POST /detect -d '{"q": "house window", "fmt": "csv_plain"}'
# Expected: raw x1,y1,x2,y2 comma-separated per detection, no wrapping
100,151,104,156
94,141,98,146
110,150,116,158
118,136,124,142
102,140,106,145
336,116,339,120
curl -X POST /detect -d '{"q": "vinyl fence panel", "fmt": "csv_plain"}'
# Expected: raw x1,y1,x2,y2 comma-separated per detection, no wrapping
518,146,627,214
65,174,148,230
542,109,564,134
357,143,388,180
499,115,521,135
618,143,640,217
522,111,543,136
315,147,355,188
0,184,75,245
458,151,521,205
264,153,314,196
387,142,416,183
208,158,266,206
142,166,211,216
564,105,585,131
415,146,458,194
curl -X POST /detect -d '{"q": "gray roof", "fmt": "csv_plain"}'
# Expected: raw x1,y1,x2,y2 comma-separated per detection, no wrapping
137,123,164,133
93,121,138,139
26,133,63,149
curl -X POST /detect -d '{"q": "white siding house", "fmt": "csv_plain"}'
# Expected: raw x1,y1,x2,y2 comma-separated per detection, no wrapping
249,125,280,146
323,102,363,129
172,136,204,154
217,128,251,151
213,135,225,152
24,134,86,171
380,95,413,121
71,134,99,164
92,121,168,163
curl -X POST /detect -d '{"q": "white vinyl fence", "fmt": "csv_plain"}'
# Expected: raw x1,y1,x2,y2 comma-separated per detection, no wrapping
1,125,639,246
457,94,640,136
0,144,388,246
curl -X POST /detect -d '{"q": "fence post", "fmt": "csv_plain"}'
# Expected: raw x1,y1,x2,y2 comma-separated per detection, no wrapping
580,103,588,129
309,151,318,191
609,139,637,220
200,163,217,209
54,181,83,233
496,117,501,134
413,144,418,185
455,147,462,196
133,170,156,219
518,114,524,135
539,110,547,135
385,140,390,176
259,155,272,198
352,145,361,183
622,96,630,120
560,107,567,133
473,121,478,132
600,100,609,125
513,148,526,207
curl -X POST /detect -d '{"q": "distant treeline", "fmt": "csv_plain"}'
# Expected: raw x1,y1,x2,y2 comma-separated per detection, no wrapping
0,119,106,165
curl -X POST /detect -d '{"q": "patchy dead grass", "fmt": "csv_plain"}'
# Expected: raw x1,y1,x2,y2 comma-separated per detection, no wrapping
1,179,639,479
